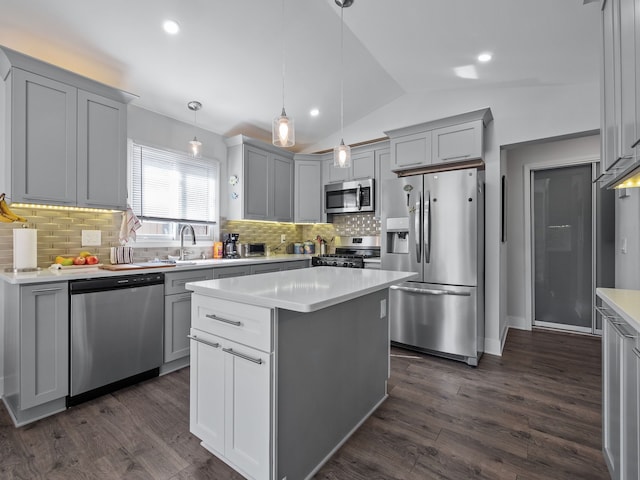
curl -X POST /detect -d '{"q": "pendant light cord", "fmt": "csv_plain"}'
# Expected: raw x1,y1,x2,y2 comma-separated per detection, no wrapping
340,4,345,139
281,0,286,112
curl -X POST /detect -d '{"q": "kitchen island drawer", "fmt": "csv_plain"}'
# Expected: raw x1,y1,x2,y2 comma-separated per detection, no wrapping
165,269,214,295
192,295,273,352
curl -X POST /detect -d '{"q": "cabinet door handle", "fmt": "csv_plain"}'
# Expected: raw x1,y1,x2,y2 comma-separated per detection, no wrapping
32,287,64,293
205,314,242,327
222,348,263,365
188,335,220,349
633,347,640,359
441,154,471,161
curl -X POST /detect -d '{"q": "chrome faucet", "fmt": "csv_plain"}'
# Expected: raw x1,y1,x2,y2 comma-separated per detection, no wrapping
179,224,196,260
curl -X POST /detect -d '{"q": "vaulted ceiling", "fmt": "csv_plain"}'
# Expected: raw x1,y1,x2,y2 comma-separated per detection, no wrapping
0,0,601,151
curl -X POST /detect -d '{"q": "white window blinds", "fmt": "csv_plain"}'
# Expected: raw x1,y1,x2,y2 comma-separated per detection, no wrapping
131,143,219,223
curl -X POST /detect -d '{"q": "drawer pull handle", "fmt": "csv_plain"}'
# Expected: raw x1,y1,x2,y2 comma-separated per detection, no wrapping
223,348,263,365
594,305,618,319
609,319,636,339
188,335,220,349
633,347,640,359
32,287,64,293
205,314,242,327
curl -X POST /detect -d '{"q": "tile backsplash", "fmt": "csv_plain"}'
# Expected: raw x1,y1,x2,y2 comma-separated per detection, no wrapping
0,208,380,268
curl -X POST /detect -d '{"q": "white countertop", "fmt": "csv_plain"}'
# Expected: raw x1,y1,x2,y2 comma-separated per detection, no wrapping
0,254,311,285
596,288,640,333
186,266,418,313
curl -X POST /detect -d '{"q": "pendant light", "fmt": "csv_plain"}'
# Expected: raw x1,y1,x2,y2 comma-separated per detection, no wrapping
272,0,295,147
188,101,203,158
333,0,353,168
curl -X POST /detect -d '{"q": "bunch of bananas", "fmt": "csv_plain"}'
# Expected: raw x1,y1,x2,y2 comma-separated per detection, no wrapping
0,193,27,223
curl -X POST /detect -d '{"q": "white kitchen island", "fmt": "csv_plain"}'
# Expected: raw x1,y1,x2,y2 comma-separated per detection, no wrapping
185,266,417,480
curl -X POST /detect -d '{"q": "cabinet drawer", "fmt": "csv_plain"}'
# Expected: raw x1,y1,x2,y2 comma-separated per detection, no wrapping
192,295,273,352
165,269,214,295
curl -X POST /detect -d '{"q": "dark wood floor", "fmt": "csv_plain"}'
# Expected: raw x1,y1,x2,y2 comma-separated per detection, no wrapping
0,329,608,480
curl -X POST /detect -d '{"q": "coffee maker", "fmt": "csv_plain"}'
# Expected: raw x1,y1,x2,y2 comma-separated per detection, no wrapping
223,233,240,258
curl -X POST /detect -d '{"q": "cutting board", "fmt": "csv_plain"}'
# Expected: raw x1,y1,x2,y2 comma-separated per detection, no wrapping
99,263,175,271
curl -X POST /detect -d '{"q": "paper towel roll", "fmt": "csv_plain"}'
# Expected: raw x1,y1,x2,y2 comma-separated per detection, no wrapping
13,228,37,269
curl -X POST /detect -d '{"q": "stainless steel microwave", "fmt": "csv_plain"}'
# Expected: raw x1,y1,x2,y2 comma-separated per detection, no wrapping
324,178,375,214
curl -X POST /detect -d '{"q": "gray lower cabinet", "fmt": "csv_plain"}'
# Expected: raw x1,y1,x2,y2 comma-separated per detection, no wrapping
600,303,639,480
283,260,309,270
3,282,68,426
213,265,252,279
0,47,132,209
251,263,284,275
164,269,213,365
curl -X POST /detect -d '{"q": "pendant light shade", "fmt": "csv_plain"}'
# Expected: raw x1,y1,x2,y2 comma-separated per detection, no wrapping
333,139,351,168
187,101,203,158
273,0,295,147
273,108,295,147
333,0,352,168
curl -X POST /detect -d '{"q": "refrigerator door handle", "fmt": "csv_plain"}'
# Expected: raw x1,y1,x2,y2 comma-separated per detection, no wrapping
390,284,471,297
424,190,431,263
414,192,422,263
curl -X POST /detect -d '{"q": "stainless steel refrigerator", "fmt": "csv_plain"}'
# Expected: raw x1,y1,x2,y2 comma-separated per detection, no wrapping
381,167,484,366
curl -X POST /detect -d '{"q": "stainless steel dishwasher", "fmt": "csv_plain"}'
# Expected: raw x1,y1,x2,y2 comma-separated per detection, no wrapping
68,272,165,406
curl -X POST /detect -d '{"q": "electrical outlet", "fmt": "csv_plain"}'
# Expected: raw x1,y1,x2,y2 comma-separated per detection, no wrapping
281,234,286,243
81,230,102,247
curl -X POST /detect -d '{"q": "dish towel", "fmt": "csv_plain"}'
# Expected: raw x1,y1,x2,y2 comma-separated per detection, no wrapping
119,204,142,244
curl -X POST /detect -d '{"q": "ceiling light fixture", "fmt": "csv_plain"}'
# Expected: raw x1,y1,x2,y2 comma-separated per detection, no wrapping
163,20,180,35
272,0,295,147
187,101,203,158
478,52,492,62
333,0,353,168
310,108,320,117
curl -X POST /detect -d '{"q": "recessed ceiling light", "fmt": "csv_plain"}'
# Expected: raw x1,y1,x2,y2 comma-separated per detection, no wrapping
163,20,180,35
310,108,320,117
478,53,492,63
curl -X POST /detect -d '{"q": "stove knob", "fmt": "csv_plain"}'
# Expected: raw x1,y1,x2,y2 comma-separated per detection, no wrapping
332,261,338,266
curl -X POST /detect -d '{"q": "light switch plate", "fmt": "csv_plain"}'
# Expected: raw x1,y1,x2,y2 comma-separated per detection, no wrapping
82,230,102,247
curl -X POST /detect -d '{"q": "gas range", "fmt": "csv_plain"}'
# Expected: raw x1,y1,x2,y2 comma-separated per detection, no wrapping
311,236,380,269
311,254,365,268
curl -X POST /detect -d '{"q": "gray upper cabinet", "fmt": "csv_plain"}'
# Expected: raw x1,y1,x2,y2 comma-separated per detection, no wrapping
385,109,493,173
272,153,294,221
351,150,375,179
77,91,127,209
294,158,322,223
226,135,294,222
10,68,78,205
0,47,134,209
321,148,376,184
598,0,640,187
390,131,432,170
431,120,484,165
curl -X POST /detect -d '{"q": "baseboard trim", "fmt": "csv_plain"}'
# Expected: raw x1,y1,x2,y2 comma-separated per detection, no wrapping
508,315,531,331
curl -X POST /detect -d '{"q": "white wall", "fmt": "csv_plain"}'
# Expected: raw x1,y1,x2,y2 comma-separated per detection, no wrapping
504,135,601,331
305,81,601,355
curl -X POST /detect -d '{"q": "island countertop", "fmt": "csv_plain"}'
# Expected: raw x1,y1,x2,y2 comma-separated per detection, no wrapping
186,266,418,312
